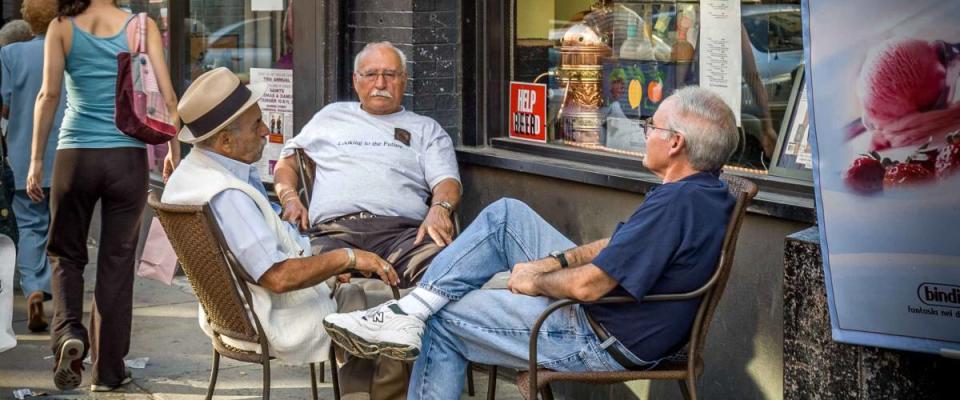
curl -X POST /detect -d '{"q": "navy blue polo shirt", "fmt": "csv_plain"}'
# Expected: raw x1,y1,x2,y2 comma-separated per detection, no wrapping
584,171,734,362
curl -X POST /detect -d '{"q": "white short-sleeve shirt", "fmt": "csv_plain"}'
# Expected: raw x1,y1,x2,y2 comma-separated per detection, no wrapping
281,102,460,225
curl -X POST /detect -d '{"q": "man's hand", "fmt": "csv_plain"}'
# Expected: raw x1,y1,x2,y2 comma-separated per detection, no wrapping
281,196,310,231
415,206,454,247
507,261,547,296
25,161,44,202
353,249,400,286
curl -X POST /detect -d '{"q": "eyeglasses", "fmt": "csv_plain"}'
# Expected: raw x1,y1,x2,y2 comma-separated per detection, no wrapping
638,117,682,139
356,70,403,82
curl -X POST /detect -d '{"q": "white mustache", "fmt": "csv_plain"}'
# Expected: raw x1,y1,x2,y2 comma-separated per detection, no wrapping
371,89,393,98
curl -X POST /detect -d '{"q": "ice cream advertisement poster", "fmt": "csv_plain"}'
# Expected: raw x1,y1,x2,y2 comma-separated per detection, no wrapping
805,0,960,355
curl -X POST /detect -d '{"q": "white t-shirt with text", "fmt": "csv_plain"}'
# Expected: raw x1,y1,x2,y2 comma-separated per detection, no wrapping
281,102,460,224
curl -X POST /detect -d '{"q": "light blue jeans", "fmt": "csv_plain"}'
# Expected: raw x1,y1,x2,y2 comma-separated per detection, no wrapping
12,190,52,298
408,198,648,399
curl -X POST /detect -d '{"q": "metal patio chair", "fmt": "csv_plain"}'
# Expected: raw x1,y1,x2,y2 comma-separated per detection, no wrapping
147,192,323,400
485,174,757,400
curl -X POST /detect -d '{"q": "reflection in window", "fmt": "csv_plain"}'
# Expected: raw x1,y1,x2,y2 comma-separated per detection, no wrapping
512,0,805,173
184,0,291,86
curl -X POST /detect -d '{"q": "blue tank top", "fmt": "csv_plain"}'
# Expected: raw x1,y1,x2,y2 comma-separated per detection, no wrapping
58,14,144,149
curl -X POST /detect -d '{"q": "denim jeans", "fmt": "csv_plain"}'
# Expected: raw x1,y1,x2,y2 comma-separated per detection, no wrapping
12,190,51,298
408,198,648,399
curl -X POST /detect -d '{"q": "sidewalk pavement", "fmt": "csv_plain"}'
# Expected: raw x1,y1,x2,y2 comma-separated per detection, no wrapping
0,243,522,399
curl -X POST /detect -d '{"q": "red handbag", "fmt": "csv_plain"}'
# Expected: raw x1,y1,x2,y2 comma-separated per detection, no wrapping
114,13,176,144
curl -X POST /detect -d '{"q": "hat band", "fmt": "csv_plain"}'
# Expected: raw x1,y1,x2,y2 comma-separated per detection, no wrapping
185,84,252,136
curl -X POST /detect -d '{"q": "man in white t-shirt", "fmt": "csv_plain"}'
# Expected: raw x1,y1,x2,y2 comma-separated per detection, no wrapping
272,41,460,399
275,41,461,288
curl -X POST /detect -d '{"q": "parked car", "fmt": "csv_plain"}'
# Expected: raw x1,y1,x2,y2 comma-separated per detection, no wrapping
200,17,275,74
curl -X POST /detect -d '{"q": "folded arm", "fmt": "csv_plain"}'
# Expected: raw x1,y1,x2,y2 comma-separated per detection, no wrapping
507,238,616,301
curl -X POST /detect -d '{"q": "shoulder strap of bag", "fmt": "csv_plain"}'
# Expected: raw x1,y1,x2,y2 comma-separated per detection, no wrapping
137,13,148,53
125,13,147,54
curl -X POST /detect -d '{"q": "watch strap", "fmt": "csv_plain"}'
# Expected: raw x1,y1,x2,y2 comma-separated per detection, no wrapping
550,250,569,268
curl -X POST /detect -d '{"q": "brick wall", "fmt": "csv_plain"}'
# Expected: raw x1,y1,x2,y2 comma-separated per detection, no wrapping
346,0,462,143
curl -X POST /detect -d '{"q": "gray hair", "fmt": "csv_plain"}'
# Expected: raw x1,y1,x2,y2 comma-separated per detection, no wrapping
353,41,407,74
196,119,243,149
0,20,34,47
662,87,739,171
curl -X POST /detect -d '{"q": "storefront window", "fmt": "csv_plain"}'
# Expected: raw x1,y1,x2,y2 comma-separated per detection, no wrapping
510,0,804,174
184,0,292,85
182,0,295,183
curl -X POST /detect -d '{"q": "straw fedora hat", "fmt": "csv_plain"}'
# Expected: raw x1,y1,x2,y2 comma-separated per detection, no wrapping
177,67,267,144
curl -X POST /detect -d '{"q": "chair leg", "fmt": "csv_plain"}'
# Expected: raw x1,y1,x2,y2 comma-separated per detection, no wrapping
262,358,271,400
330,346,341,400
205,349,221,400
540,383,554,400
486,365,498,400
318,361,326,383
310,363,319,400
678,378,696,400
467,362,476,396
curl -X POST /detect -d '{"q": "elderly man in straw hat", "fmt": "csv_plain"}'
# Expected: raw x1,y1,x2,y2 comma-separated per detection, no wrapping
162,68,399,370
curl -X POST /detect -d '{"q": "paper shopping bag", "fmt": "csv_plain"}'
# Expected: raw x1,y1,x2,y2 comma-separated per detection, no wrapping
138,217,178,285
1,234,17,353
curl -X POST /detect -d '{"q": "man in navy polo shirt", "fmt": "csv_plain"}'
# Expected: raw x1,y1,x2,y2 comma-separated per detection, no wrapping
323,87,740,399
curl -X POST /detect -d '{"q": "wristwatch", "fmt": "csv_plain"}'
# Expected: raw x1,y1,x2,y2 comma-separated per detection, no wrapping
431,200,454,213
548,250,569,269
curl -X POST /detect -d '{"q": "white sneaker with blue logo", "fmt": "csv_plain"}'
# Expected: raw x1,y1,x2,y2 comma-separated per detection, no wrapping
323,300,425,361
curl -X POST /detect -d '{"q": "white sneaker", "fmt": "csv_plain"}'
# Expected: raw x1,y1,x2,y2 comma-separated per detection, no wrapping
323,300,425,361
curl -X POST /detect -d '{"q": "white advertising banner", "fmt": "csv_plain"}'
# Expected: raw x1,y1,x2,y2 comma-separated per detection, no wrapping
698,0,742,125
249,68,293,183
805,0,960,355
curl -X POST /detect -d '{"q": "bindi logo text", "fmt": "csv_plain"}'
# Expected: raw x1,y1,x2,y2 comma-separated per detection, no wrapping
917,283,960,309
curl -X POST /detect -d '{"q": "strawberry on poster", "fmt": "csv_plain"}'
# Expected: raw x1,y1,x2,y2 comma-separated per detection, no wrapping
808,0,960,352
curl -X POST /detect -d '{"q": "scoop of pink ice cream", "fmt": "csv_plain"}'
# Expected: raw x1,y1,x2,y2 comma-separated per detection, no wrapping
858,39,946,131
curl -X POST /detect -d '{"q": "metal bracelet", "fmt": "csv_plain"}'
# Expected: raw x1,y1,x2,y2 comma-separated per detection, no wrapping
344,248,356,270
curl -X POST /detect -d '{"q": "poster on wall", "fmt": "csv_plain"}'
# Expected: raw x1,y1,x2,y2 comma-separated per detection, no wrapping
698,0,741,125
805,0,960,355
250,68,293,183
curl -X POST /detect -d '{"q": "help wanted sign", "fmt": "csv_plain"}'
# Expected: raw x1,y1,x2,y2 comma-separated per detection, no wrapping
509,82,547,142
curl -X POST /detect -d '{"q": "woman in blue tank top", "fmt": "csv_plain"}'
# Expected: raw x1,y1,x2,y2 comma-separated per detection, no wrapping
26,0,179,392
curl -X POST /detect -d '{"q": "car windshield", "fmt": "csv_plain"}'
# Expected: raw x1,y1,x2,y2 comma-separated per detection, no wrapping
744,12,803,53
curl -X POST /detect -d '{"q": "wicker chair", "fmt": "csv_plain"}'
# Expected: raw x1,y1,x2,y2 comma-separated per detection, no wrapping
489,174,758,400
147,192,324,400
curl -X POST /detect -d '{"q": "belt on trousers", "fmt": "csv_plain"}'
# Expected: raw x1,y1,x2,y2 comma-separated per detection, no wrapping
583,310,646,370
321,211,379,225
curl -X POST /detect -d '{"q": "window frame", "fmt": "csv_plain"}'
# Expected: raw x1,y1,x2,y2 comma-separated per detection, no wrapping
461,0,816,223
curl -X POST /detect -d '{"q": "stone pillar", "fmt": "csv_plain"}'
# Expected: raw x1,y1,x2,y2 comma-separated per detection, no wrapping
783,227,960,399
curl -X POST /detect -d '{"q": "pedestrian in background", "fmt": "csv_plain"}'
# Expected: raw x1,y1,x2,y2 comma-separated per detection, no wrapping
0,0,66,335
0,20,34,259
27,0,179,392
0,20,34,47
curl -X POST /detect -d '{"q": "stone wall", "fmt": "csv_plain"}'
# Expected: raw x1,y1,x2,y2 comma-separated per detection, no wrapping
783,227,960,399
345,0,461,142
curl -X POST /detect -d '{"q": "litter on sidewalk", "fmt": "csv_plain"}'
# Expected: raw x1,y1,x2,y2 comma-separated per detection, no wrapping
12,388,46,399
